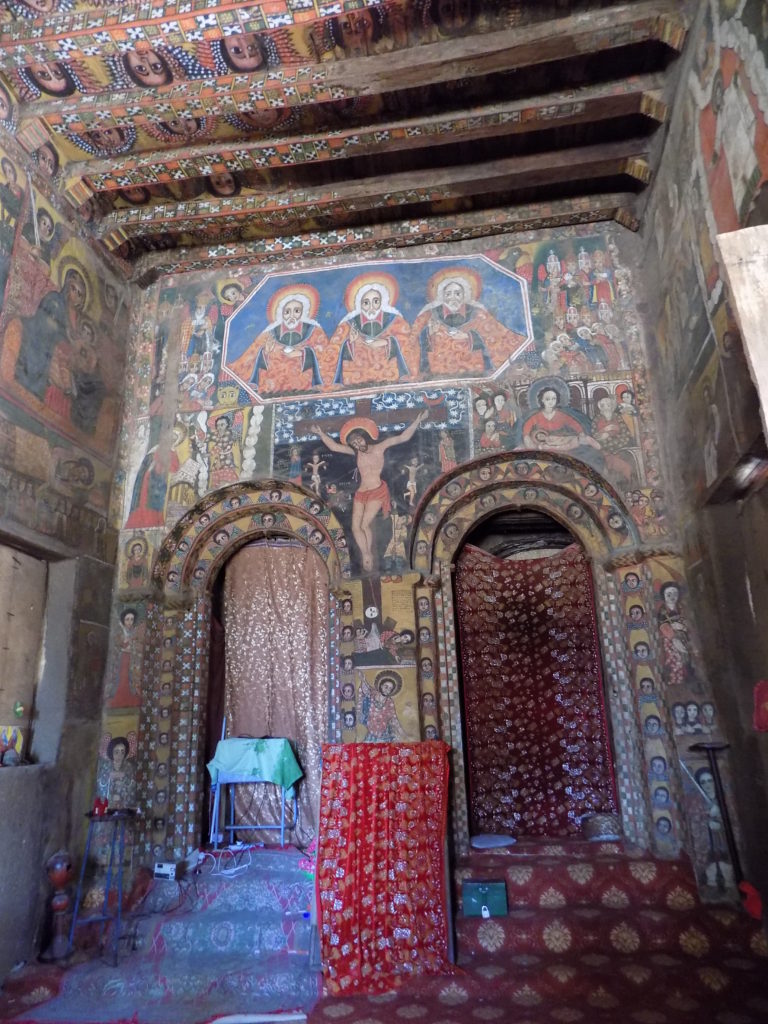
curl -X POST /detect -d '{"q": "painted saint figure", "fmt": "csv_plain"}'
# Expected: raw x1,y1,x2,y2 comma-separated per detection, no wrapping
96,734,137,809
230,286,329,395
358,671,406,742
413,268,525,377
106,608,143,708
181,289,217,363
330,276,417,387
520,380,601,462
312,410,427,572
383,509,408,569
438,428,457,472
11,264,88,403
207,412,241,488
124,537,150,590
657,581,697,689
590,394,636,483
70,319,107,435
693,766,733,891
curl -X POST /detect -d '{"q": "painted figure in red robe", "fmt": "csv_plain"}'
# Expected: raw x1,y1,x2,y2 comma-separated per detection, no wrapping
521,382,601,462
414,267,525,377
330,274,417,387
230,284,329,396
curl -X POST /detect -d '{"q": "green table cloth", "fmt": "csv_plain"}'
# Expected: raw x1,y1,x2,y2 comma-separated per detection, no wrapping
207,737,303,790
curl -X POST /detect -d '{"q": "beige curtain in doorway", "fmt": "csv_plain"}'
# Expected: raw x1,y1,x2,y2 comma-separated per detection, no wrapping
223,539,329,847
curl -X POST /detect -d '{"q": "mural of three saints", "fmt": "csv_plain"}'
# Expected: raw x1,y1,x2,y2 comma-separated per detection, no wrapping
222,257,532,400
220,257,529,575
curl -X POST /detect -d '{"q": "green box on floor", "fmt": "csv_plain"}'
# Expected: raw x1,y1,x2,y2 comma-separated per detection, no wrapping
462,879,508,917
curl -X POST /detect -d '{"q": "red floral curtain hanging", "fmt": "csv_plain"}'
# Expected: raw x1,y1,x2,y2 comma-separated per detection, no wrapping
456,542,617,837
316,742,452,995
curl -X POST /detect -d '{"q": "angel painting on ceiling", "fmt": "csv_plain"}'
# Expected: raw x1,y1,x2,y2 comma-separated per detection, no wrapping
6,0,75,16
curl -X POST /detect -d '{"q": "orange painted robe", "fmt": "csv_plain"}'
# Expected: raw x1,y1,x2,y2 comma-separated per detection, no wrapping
330,310,417,387
230,320,330,396
413,302,525,376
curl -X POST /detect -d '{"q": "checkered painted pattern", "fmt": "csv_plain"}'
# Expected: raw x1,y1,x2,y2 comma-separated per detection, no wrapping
327,593,342,743
436,561,470,857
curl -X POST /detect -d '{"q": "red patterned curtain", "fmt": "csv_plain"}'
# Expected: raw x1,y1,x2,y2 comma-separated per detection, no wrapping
317,742,452,995
456,543,617,837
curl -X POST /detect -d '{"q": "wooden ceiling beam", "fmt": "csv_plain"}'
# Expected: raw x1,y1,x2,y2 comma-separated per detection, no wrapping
321,6,684,95
60,77,665,198
131,193,639,279
96,141,652,247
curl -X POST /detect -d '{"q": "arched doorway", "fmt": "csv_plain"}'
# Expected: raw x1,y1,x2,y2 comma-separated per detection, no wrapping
453,508,618,841
206,535,330,846
409,449,692,861
135,480,351,863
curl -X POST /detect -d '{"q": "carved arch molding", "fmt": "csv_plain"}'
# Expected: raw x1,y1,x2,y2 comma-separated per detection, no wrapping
409,450,688,860
133,460,690,867
134,480,350,861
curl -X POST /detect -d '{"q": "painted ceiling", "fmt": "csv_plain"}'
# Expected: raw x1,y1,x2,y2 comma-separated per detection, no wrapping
0,0,690,281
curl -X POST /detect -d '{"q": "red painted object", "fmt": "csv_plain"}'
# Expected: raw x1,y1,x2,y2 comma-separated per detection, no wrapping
740,881,763,920
753,680,768,731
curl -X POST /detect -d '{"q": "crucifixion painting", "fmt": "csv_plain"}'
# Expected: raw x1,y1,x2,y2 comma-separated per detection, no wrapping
312,409,427,572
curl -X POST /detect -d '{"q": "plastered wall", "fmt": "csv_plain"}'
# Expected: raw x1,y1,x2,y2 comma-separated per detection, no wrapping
0,132,127,979
643,0,768,900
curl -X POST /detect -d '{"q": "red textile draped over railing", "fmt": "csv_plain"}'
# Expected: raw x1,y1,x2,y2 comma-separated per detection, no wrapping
316,742,452,995
456,542,617,837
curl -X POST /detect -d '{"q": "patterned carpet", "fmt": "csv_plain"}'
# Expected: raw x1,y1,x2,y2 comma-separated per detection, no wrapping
1,846,320,1024
1,841,767,1024
307,842,768,1024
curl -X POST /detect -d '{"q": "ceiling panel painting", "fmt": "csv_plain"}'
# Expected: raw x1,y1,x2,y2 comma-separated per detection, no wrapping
0,1,692,277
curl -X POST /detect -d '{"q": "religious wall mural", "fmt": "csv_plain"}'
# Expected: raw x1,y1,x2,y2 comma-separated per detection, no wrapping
650,0,766,504
223,257,532,401
0,176,125,457
104,216,739,894
273,389,468,575
335,575,426,745
0,0,757,928
117,232,663,577
0,140,125,558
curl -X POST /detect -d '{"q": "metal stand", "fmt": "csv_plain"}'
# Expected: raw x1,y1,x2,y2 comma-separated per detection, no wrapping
209,776,297,848
690,741,743,885
68,809,136,966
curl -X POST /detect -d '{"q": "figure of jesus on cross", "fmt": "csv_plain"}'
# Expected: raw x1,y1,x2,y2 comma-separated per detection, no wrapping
311,408,428,572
